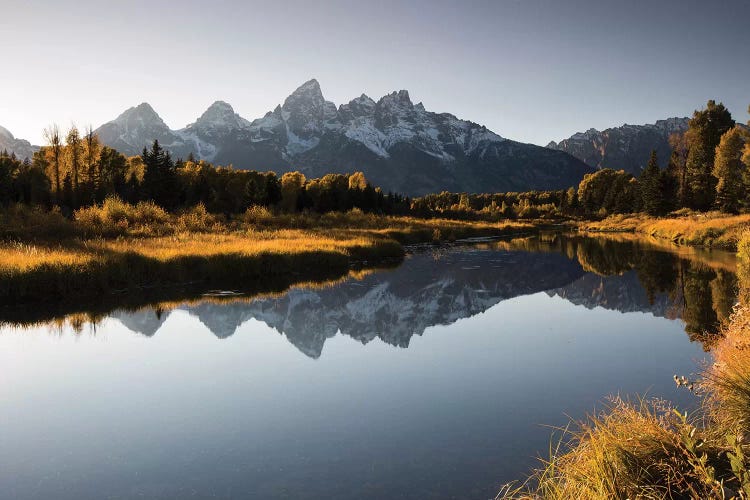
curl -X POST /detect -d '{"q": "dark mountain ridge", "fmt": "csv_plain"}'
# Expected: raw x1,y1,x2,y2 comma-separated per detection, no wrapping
547,118,690,175
94,79,594,195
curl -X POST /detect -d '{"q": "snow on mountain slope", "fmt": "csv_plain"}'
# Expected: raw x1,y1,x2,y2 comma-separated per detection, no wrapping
95,79,593,194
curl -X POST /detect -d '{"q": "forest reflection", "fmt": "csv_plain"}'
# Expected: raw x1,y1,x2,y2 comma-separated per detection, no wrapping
3,233,739,353
496,234,737,349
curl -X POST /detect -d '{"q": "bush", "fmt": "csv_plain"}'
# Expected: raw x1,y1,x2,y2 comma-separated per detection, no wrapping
243,205,275,226
74,197,171,237
0,204,75,240
176,203,222,232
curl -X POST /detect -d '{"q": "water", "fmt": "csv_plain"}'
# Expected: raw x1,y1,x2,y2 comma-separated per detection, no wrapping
0,234,737,499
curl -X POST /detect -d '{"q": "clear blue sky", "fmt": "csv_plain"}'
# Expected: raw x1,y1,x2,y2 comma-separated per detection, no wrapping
1,0,748,146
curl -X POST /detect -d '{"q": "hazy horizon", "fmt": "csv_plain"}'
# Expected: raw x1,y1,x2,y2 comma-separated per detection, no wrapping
2,0,748,146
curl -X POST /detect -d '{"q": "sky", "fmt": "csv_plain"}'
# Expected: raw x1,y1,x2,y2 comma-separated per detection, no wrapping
1,0,748,146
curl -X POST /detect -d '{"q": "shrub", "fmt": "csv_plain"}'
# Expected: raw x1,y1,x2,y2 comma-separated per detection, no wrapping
0,204,75,240
74,197,171,237
243,205,275,226
176,203,221,232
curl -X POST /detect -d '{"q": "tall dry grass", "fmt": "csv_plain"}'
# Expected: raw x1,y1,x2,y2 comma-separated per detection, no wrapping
0,199,536,304
581,211,750,250
499,231,750,500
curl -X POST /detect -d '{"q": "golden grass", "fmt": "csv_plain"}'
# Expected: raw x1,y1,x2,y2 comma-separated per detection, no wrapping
499,397,727,500
500,233,750,499
0,200,536,306
580,211,750,250
704,304,750,438
0,241,95,271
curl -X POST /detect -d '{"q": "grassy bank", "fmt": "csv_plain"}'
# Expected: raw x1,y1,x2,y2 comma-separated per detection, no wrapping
0,200,536,306
579,210,750,250
498,232,750,500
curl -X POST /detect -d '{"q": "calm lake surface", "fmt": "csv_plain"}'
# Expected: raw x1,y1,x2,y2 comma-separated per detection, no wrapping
0,234,737,499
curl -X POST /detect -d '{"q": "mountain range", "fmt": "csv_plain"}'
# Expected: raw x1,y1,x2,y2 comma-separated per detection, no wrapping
547,117,690,175
93,79,594,195
110,242,694,359
0,125,38,160
2,81,704,193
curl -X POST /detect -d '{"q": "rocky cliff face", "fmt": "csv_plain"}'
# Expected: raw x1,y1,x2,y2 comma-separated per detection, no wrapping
547,117,689,175
95,79,594,195
0,125,38,160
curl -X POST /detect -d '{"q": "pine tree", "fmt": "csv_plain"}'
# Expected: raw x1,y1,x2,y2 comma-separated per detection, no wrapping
660,154,679,213
640,150,663,215
141,140,177,207
713,126,746,213
685,100,735,210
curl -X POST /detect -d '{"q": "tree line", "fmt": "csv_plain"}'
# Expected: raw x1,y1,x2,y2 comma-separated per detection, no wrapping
1,99,748,220
577,101,750,217
0,131,410,216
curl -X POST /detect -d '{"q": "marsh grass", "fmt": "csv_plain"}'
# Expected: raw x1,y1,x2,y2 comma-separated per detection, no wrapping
500,233,750,499
0,200,534,305
581,211,750,250
0,232,402,302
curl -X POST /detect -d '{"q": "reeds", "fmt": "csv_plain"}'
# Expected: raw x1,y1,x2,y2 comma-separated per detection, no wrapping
0,200,534,304
581,211,750,250
498,231,750,500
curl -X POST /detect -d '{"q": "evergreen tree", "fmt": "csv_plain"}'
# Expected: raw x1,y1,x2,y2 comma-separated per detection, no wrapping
667,132,690,207
663,148,681,211
713,126,746,213
685,100,735,210
640,150,663,215
141,140,177,208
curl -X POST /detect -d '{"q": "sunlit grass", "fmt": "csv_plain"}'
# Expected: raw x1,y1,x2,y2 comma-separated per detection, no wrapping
499,231,750,499
0,200,535,303
581,211,750,250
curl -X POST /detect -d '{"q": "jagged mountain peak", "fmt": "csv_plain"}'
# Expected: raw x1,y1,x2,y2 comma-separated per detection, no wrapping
547,117,690,174
0,125,38,159
351,94,376,106
191,100,250,130
95,80,594,194
281,79,338,144
379,89,413,108
296,78,321,93
204,100,234,114
283,78,325,109
113,102,167,127
338,94,377,120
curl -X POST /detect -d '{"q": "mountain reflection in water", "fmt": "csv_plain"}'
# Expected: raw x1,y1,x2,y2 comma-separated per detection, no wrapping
1,233,736,500
27,234,738,355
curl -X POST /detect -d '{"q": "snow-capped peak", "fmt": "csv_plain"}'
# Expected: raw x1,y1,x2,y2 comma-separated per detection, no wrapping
115,102,164,125
283,78,325,110
96,79,510,178
280,78,339,149
378,89,413,109
190,101,251,131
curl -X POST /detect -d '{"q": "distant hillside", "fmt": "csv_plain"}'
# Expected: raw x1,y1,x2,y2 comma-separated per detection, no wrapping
547,118,689,175
0,126,38,160
95,79,594,196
